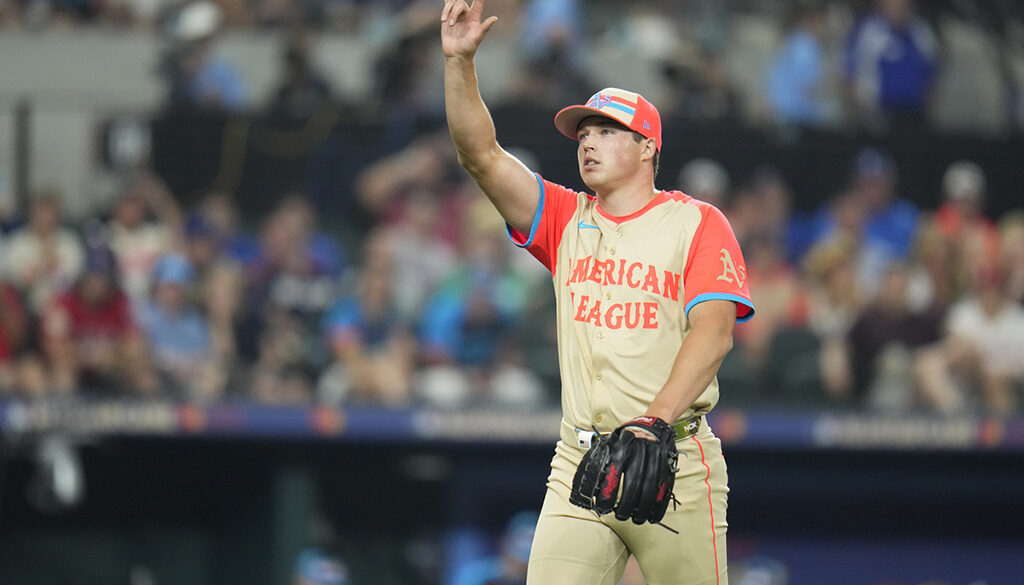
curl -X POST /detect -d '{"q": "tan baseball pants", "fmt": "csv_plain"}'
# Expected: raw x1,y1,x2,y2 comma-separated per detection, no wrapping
526,418,729,585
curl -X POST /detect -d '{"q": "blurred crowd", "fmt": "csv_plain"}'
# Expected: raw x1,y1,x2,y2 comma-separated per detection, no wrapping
0,154,556,410
1,0,1023,416
700,150,1024,415
2,140,1023,416
4,0,1020,133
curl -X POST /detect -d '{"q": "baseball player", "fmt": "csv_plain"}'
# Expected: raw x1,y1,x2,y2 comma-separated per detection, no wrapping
441,2,754,584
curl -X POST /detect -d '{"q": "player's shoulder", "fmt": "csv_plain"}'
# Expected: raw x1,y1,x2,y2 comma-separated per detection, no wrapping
661,192,741,244
540,175,593,201
538,175,595,222
661,189,698,206
660,190,726,219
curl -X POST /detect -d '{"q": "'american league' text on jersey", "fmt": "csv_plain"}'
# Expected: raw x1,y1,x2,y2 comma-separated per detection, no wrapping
509,175,755,432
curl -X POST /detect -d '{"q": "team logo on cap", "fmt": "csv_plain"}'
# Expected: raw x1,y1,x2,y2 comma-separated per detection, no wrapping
587,93,612,109
585,92,637,118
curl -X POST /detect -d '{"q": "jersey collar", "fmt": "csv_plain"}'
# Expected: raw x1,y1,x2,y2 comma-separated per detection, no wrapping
595,191,668,224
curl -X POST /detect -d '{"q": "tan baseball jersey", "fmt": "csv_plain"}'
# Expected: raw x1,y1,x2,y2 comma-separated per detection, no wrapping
509,174,755,432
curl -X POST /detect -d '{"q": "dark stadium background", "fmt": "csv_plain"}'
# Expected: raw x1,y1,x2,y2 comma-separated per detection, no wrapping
2,1,1024,584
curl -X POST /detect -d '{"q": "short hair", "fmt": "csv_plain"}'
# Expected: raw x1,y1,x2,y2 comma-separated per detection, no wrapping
632,131,660,179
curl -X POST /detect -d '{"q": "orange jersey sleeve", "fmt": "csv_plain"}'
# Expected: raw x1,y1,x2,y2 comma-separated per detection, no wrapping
507,174,583,273
682,202,755,322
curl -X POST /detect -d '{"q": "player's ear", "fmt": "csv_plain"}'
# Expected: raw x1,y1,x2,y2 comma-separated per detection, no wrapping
640,138,656,162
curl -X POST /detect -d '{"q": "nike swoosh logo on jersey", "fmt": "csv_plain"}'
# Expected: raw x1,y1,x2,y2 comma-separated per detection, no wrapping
578,221,600,230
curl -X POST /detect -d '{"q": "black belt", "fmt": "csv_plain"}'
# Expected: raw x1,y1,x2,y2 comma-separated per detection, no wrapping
574,415,702,449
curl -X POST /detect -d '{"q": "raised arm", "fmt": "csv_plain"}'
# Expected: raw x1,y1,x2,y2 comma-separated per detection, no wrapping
441,0,539,234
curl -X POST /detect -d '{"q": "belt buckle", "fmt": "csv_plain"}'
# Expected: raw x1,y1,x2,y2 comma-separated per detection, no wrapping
675,416,701,438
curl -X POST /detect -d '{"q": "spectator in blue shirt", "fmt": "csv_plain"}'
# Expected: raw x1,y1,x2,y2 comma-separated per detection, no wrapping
520,0,581,66
320,238,414,407
163,1,245,112
767,2,828,126
809,148,919,295
139,253,219,401
851,148,918,260
844,0,937,130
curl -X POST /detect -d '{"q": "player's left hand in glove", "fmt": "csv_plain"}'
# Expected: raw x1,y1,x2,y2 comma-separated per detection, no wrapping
569,416,679,529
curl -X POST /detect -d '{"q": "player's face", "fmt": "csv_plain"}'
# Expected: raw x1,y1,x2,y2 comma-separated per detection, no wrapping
576,117,646,192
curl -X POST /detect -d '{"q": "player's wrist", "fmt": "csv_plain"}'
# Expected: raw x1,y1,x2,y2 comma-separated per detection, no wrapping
444,53,477,66
641,408,676,424
622,416,673,442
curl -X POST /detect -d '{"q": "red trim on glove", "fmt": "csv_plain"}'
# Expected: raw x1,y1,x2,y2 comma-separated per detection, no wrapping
628,416,666,428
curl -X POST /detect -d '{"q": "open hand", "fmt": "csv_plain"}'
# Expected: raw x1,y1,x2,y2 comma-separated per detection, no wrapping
440,0,498,59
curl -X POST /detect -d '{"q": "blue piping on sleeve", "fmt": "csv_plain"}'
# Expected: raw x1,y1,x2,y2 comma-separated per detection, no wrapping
506,173,545,248
685,293,755,323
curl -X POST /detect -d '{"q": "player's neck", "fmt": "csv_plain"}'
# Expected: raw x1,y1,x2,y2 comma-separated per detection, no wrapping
595,181,660,218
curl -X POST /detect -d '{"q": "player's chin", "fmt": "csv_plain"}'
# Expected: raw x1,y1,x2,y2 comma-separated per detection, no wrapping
580,169,601,191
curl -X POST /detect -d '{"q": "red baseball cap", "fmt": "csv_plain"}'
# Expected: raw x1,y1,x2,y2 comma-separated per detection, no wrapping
554,88,662,151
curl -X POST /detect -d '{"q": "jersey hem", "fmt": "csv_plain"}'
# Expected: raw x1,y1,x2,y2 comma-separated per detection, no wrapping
506,173,545,248
685,292,755,323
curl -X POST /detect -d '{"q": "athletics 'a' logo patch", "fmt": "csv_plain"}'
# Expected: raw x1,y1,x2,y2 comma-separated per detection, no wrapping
716,248,746,287
587,93,612,110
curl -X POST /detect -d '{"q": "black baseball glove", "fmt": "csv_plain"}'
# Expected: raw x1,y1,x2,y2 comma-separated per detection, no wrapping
569,416,679,527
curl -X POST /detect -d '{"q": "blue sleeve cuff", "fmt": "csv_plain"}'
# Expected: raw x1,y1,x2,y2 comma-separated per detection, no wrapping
685,293,755,323
506,173,545,248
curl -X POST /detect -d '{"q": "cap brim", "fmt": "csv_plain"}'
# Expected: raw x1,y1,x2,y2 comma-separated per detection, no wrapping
553,105,623,141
